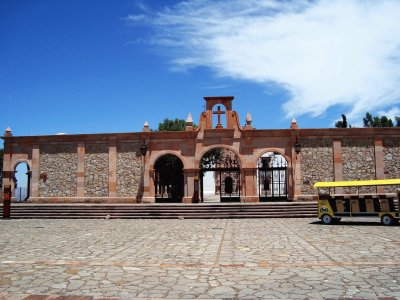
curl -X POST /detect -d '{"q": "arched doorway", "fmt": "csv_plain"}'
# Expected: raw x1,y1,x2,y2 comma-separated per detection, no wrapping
257,152,288,201
14,162,30,201
154,154,184,203
200,147,241,202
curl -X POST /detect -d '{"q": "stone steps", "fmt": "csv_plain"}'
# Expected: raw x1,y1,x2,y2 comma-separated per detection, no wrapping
2,202,318,219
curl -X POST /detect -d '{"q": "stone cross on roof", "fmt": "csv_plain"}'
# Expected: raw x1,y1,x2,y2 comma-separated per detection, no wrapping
213,105,225,128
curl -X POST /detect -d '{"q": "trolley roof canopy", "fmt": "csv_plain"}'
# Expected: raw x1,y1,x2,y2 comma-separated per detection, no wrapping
314,179,400,188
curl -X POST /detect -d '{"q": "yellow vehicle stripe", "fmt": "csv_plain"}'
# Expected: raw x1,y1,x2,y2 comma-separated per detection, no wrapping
314,179,400,188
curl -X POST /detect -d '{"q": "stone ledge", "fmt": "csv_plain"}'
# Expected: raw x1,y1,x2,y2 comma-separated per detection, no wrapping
27,197,138,203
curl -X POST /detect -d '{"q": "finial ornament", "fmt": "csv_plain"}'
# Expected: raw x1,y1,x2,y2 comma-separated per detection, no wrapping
143,121,150,132
246,113,252,125
4,127,12,137
186,113,193,125
290,119,299,129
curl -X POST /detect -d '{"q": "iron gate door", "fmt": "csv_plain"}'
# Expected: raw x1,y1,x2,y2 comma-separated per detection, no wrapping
200,148,241,202
258,153,288,201
200,169,241,202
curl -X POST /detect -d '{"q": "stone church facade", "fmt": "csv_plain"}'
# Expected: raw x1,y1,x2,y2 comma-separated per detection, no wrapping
2,96,400,203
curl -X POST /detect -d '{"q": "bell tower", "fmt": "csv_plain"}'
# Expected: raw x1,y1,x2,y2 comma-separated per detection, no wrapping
201,96,236,129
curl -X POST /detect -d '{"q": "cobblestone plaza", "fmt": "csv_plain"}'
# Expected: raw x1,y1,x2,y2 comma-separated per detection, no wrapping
0,218,399,299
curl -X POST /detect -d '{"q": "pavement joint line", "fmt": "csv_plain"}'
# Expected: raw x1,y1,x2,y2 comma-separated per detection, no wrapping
279,219,341,263
101,219,181,260
349,225,396,242
277,220,395,278
2,259,400,268
213,219,228,265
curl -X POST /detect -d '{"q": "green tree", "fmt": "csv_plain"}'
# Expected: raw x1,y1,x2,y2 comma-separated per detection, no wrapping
363,112,374,127
395,116,400,127
335,114,348,128
157,118,197,131
363,112,394,128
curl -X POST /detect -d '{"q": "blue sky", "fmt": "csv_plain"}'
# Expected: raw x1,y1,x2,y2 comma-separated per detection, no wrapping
1,0,400,143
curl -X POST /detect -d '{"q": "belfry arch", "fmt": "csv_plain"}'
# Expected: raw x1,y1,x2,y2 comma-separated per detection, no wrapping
200,96,238,129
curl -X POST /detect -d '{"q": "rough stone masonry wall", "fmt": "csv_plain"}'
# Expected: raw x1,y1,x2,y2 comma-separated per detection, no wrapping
300,139,334,195
342,139,375,193
383,139,400,193
39,144,77,197
117,143,142,197
85,143,109,197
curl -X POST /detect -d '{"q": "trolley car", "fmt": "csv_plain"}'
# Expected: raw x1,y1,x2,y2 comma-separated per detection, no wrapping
314,179,400,226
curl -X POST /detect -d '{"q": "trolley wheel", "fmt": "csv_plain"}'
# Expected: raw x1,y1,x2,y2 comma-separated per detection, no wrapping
381,214,394,226
321,214,333,225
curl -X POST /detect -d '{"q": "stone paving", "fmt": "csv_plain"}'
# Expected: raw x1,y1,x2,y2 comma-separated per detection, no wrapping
0,218,399,299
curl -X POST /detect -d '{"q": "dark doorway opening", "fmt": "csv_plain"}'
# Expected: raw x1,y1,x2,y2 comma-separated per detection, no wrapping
154,154,184,203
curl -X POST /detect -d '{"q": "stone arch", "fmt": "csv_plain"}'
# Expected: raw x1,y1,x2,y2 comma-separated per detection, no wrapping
150,150,189,170
256,149,289,201
197,145,244,168
153,153,184,203
205,97,233,111
12,159,31,201
254,148,292,168
198,145,242,202
13,159,32,171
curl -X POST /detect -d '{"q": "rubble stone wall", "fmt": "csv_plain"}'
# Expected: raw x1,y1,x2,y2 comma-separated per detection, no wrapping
85,143,109,197
117,143,142,197
383,139,400,192
342,139,376,193
39,144,77,197
300,139,334,195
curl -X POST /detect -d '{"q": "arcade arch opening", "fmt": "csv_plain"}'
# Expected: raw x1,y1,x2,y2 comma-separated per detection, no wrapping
200,147,241,202
14,162,30,201
154,154,184,203
257,152,288,201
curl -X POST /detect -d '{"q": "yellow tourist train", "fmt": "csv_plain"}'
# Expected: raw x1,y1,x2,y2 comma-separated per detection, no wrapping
314,179,400,226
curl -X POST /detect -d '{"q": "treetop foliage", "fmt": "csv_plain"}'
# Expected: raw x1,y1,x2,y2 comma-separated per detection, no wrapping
335,114,349,128
363,112,395,128
335,112,400,128
157,118,197,131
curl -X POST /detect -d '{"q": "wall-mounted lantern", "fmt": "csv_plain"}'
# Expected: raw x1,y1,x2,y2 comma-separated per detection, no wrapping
294,140,302,155
140,140,148,157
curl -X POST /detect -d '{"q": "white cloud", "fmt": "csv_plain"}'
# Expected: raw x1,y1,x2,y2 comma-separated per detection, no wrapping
378,106,400,122
130,0,400,122
124,14,147,22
